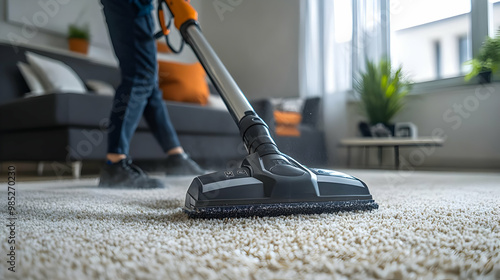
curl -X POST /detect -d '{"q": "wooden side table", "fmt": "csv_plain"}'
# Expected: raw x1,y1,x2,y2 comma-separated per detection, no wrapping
340,137,445,169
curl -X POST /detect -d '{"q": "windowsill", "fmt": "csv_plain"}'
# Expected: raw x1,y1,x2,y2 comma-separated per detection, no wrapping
410,75,474,95
347,75,499,102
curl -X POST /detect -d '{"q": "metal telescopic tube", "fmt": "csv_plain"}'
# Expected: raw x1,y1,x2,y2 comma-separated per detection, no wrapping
184,24,254,123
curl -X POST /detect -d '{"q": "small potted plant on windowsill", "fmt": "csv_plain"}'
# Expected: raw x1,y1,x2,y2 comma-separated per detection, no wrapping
68,24,90,55
465,33,500,84
353,58,413,137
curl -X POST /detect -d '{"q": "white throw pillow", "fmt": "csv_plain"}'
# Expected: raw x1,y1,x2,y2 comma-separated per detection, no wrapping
270,98,305,113
86,79,115,96
17,62,45,96
25,52,87,94
206,94,228,111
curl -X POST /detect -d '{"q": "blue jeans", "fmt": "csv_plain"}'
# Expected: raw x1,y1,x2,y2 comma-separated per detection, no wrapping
101,0,180,155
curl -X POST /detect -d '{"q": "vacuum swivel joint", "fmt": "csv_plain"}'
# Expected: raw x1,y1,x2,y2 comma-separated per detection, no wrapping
238,113,280,157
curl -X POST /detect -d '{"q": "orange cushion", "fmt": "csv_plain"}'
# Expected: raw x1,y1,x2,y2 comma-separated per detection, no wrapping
274,111,302,125
156,41,171,53
275,125,301,137
273,111,302,137
158,61,209,105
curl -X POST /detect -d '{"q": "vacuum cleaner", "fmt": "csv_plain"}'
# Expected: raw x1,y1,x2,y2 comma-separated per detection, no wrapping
157,0,378,218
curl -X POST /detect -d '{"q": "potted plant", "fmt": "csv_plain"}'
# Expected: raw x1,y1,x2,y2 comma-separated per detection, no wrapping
353,58,412,136
68,24,90,55
465,32,500,83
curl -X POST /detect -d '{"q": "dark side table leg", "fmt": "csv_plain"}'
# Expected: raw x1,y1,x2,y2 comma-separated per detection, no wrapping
378,146,383,166
365,146,369,167
395,146,400,170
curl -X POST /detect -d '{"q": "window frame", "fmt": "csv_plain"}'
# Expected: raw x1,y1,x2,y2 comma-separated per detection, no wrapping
458,35,469,75
434,40,442,79
351,0,494,91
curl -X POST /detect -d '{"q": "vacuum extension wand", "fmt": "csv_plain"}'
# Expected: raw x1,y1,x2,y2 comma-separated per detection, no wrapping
160,0,378,218
159,0,279,157
160,0,253,122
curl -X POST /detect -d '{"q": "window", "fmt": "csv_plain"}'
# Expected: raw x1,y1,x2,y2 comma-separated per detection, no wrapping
491,1,500,31
458,36,469,74
330,0,353,92
390,0,471,82
435,41,442,79
334,0,352,44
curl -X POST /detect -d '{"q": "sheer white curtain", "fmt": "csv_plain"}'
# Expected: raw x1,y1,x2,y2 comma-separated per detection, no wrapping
299,0,388,165
300,0,389,98
352,0,390,76
299,0,323,98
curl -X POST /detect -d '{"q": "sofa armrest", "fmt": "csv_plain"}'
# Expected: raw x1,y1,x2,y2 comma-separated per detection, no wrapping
250,97,322,131
302,97,321,128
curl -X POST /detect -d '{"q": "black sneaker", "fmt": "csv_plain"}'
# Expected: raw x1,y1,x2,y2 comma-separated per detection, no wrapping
165,153,206,176
99,158,164,189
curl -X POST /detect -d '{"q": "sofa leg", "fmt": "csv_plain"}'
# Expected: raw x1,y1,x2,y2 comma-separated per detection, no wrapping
37,162,44,176
72,161,82,179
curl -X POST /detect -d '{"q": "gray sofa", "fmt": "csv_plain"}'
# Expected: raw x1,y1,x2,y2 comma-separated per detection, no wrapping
0,42,326,177
252,97,327,166
0,42,242,176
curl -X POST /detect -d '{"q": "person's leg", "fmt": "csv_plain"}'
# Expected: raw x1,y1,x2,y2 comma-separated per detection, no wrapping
141,46,182,154
145,83,205,175
103,0,158,161
99,0,163,188
101,0,204,181
143,87,185,154
136,6,204,174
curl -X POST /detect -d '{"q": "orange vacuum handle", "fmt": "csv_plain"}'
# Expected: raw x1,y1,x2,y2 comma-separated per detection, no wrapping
164,0,198,31
158,7,170,36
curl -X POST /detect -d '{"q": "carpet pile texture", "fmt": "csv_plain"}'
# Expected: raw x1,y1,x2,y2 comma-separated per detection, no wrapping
1,170,499,279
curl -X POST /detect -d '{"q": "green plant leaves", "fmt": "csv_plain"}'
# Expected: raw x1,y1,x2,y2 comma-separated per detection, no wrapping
68,24,90,41
354,58,412,125
465,30,500,81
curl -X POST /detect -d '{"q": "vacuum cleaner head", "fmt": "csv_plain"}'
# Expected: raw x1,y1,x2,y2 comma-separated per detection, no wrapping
157,1,378,219
184,152,378,219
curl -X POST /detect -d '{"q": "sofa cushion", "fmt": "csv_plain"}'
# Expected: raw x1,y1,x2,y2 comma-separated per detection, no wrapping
17,62,45,96
25,52,87,94
0,42,120,105
85,79,115,96
273,110,302,137
158,61,209,105
0,93,238,135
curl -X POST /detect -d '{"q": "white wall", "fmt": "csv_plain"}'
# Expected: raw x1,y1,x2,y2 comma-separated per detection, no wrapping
197,0,301,100
0,0,66,49
1,0,300,95
0,0,117,65
0,0,205,66
346,84,500,170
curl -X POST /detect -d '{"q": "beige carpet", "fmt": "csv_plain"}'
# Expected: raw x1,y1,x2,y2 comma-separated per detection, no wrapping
1,170,499,280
